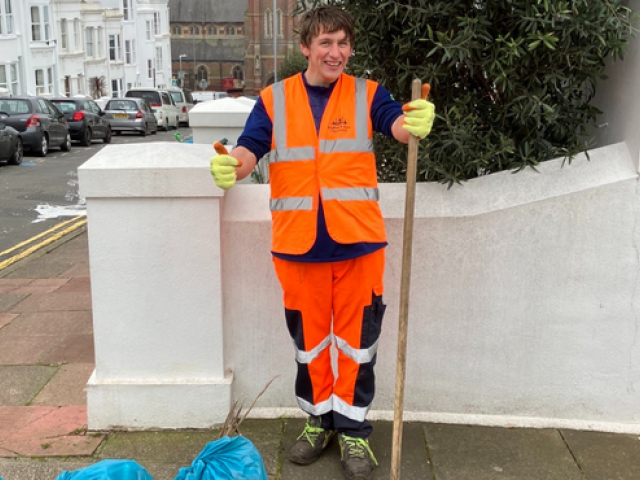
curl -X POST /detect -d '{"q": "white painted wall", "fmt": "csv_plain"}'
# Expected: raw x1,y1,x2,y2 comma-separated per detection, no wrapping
80,141,640,433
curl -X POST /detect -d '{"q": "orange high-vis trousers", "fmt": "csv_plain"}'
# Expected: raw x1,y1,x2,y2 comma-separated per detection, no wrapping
273,249,386,436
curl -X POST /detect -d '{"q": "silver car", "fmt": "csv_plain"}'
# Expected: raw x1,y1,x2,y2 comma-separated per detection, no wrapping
104,98,158,136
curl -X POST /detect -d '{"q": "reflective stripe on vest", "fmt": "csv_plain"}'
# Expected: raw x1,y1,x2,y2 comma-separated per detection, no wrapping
293,335,332,364
322,187,379,202
334,335,378,364
271,197,313,212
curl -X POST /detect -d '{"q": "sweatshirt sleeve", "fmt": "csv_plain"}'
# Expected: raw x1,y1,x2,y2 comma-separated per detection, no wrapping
370,84,404,138
235,97,273,162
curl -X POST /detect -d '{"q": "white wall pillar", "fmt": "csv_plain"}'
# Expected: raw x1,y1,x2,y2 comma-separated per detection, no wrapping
79,142,231,429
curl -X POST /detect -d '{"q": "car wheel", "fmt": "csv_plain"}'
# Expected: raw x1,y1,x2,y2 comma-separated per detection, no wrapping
8,138,23,165
140,124,148,137
37,134,49,157
163,119,168,131
103,128,112,144
61,133,71,151
151,125,157,135
81,127,92,146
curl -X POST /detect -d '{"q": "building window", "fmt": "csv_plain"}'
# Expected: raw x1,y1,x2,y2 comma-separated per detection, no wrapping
125,40,134,64
147,59,153,78
276,9,283,38
1,0,15,35
85,27,94,57
111,78,123,97
197,65,207,82
153,12,160,35
44,6,50,40
122,0,130,21
60,19,67,50
47,67,53,93
64,75,71,96
74,19,80,51
10,62,18,94
31,6,41,41
232,65,244,81
146,20,152,40
35,69,45,95
109,34,121,61
207,26,213,35
225,26,235,35
155,46,163,70
264,9,272,38
97,27,103,57
0,65,6,90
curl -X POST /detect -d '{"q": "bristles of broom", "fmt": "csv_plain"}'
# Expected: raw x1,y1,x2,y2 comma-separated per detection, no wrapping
219,375,279,438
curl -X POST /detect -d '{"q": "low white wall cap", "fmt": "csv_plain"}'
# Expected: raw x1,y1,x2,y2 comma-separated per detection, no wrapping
78,143,224,198
191,97,253,114
189,97,253,127
382,142,638,218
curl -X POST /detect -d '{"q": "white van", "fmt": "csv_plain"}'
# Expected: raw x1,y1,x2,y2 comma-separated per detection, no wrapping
125,88,179,131
167,87,194,126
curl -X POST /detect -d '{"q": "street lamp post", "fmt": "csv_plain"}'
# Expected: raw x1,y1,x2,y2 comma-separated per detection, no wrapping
179,54,187,87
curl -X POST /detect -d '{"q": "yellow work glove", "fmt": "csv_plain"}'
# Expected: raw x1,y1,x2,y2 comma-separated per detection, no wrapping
210,142,242,190
402,83,435,139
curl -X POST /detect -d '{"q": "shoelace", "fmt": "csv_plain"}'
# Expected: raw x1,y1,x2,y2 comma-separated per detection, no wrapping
341,435,379,466
297,423,325,446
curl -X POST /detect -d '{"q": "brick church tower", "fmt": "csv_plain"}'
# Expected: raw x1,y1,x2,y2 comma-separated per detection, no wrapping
244,0,300,95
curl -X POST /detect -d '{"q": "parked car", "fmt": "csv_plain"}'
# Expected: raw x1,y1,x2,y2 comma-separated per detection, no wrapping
103,98,158,136
191,91,230,103
167,86,194,126
124,88,179,131
51,97,111,146
0,112,23,165
0,97,70,157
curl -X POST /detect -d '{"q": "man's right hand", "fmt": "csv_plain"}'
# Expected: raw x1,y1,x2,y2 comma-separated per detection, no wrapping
210,142,242,190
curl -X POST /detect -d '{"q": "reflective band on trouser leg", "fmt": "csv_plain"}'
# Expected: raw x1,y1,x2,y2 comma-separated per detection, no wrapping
331,249,386,433
273,257,335,415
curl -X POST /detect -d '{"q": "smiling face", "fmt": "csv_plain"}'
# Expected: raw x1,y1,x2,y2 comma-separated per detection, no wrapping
300,29,352,87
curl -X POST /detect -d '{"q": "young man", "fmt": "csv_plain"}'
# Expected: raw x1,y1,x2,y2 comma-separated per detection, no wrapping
211,6,434,480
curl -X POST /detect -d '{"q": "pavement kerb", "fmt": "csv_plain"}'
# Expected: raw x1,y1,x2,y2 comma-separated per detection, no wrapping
0,223,87,279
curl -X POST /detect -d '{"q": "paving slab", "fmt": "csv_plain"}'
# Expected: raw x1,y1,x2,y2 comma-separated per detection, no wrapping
0,280,32,287
59,264,91,278
56,277,91,293
424,424,583,480
0,335,65,364
98,430,221,464
31,363,94,406
561,429,640,480
0,314,18,330
42,334,94,363
372,421,433,480
0,294,29,314
0,458,94,480
0,311,92,337
0,366,58,406
9,292,92,313
0,406,103,457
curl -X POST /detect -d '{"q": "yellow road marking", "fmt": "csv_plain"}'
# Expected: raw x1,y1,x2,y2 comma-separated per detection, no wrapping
0,215,84,258
0,218,87,271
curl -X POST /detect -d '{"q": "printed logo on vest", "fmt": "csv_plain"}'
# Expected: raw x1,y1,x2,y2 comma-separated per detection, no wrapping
328,116,350,133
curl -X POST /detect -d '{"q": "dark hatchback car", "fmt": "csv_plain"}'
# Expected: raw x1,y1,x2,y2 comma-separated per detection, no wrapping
0,97,70,157
0,112,23,165
51,97,111,146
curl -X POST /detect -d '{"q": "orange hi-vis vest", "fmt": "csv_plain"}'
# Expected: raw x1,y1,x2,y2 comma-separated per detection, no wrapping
260,73,387,255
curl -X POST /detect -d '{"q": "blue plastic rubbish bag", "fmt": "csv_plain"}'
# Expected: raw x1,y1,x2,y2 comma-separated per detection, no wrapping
55,460,154,480
174,436,267,480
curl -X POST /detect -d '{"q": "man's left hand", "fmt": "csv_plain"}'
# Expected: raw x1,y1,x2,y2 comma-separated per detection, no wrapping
402,99,435,139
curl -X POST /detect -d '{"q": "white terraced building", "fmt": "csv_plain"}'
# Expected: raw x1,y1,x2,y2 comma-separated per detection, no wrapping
0,0,171,98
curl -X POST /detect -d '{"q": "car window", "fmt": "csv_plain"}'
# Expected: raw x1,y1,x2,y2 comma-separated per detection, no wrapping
184,90,193,103
0,99,32,114
161,92,171,105
170,91,183,104
47,101,63,116
106,100,139,111
126,91,161,106
89,101,101,114
51,101,77,114
37,99,51,114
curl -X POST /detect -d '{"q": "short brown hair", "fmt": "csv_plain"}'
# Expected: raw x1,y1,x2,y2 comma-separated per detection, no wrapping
299,5,355,49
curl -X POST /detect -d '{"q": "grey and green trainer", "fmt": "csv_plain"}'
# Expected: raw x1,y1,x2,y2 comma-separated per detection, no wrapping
338,433,378,480
287,416,336,465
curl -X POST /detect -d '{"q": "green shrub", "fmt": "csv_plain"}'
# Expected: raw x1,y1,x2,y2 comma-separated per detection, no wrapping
296,0,637,185
279,50,308,80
